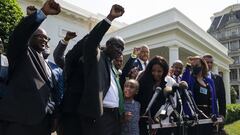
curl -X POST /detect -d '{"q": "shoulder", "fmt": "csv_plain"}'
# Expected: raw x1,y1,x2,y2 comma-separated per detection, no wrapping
165,76,176,87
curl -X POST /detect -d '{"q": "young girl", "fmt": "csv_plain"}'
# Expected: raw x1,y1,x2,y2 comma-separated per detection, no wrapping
121,79,140,135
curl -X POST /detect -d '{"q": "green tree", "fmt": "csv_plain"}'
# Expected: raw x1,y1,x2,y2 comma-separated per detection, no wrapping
0,0,23,51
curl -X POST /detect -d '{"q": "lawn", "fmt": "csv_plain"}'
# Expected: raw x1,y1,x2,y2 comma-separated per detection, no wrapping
225,120,240,135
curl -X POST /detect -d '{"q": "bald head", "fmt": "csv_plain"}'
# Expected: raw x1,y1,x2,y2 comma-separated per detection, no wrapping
29,28,50,53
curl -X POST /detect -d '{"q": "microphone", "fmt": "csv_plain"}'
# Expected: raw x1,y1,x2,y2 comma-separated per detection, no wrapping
144,87,162,115
178,81,197,117
163,86,176,109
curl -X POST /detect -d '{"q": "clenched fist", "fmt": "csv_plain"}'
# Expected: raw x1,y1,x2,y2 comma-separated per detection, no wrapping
107,4,125,21
41,0,61,16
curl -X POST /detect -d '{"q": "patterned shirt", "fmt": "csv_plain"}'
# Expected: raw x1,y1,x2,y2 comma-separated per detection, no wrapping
121,100,140,135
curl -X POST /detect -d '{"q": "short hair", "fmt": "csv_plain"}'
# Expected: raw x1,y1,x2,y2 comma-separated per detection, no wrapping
203,53,213,59
124,79,139,93
140,45,149,50
172,60,183,66
106,36,125,47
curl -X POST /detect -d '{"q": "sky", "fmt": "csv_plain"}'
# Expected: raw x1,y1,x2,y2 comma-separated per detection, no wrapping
65,0,239,31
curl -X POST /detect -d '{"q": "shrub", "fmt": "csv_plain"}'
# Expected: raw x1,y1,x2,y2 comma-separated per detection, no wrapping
0,0,23,51
225,104,240,124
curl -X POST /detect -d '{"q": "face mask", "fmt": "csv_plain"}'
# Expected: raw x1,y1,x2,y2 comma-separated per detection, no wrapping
192,66,202,75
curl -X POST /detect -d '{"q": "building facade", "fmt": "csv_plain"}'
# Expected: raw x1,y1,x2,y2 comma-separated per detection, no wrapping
102,8,233,103
18,0,232,103
18,0,126,60
208,4,240,101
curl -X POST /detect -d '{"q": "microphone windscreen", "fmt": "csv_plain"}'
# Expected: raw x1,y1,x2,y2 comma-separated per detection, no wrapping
179,81,188,89
163,86,172,97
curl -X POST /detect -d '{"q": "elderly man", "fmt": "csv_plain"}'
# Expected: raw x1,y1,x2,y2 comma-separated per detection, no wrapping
120,45,150,87
0,0,61,135
62,4,125,135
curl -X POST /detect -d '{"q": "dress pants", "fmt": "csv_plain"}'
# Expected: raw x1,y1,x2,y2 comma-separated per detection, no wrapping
0,115,51,135
81,107,121,135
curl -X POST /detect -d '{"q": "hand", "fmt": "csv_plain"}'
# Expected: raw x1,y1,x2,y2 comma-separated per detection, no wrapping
186,56,193,66
124,112,132,122
107,4,124,21
133,47,141,56
26,6,37,16
41,0,61,16
64,31,77,41
45,100,55,114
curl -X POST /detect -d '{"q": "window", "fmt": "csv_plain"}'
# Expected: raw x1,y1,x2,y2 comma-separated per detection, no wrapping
231,28,238,36
229,40,239,50
225,30,231,37
230,69,238,81
223,42,229,49
232,56,240,64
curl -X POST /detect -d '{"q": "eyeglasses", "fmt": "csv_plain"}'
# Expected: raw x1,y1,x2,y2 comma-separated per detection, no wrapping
33,34,51,42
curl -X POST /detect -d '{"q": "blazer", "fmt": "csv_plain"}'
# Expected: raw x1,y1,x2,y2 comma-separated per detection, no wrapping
62,19,111,119
53,41,67,69
47,61,64,106
120,57,143,88
0,11,51,125
211,73,226,117
181,66,218,116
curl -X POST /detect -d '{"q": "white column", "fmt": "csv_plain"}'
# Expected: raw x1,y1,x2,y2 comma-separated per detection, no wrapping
237,69,240,81
169,45,179,66
212,65,219,74
223,69,231,104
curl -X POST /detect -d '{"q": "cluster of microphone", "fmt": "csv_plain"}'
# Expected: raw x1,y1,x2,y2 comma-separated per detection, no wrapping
144,81,209,124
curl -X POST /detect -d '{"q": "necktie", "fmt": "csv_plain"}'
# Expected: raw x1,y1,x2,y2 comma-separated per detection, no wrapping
112,65,124,115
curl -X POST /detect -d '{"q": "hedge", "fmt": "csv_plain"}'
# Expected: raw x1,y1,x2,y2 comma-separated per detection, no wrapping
225,104,240,124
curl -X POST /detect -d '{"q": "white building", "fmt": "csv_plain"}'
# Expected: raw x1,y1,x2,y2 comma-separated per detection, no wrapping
18,0,232,103
102,8,233,103
18,0,127,60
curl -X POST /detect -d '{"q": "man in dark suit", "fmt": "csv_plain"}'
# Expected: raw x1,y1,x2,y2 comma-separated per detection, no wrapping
0,0,61,135
203,54,226,134
62,4,125,135
120,45,150,87
53,31,77,69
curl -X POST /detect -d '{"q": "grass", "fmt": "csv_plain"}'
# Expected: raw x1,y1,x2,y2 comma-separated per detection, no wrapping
225,120,240,135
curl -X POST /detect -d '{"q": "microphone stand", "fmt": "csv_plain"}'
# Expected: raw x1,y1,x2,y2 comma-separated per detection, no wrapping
147,110,153,135
175,90,186,135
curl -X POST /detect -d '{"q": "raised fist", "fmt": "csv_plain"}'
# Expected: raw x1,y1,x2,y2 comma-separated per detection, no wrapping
26,6,37,16
41,0,61,15
64,31,77,41
107,4,124,21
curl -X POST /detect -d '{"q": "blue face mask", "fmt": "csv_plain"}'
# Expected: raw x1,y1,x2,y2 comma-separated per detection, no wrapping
192,66,202,75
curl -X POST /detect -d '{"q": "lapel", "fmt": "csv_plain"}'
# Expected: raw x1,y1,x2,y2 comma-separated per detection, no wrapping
136,59,143,70
211,73,216,81
28,47,49,82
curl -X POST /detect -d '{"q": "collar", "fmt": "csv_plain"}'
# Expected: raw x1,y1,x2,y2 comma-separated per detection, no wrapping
138,58,148,65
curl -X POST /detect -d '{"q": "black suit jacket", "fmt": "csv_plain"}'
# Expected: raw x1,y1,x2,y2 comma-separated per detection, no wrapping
62,20,111,119
0,11,51,125
120,57,143,88
53,41,67,69
211,73,226,116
